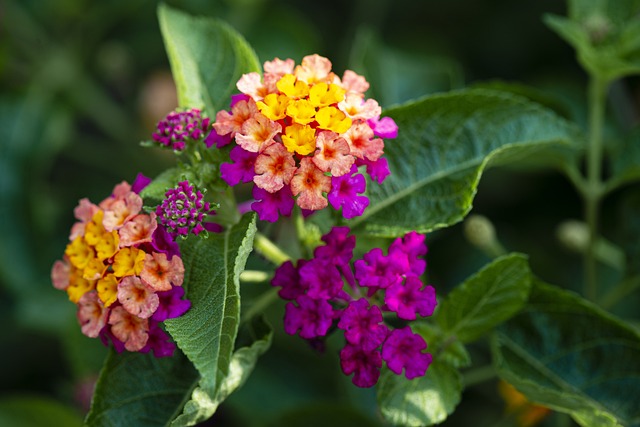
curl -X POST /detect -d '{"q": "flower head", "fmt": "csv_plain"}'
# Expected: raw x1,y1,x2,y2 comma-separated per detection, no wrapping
213,54,398,220
271,227,435,388
51,179,190,357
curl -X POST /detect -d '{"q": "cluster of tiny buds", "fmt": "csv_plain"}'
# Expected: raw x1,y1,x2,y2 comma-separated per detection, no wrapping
156,180,213,237
152,108,210,151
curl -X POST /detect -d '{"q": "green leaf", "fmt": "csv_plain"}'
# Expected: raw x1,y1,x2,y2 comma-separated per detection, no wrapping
411,322,471,369
492,280,640,427
607,126,640,193
139,167,192,204
158,3,261,115
172,314,272,426
377,362,462,427
0,395,84,427
165,212,257,425
544,0,640,80
436,254,532,344
348,89,579,237
85,350,199,427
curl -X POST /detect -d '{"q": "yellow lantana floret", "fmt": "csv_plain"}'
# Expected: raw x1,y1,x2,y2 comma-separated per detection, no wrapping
83,257,106,280
67,272,95,303
282,123,317,155
286,99,316,125
112,247,146,277
277,74,309,99
309,83,345,108
84,211,106,246
257,93,290,120
97,273,119,306
95,230,120,261
65,237,95,270
316,107,352,134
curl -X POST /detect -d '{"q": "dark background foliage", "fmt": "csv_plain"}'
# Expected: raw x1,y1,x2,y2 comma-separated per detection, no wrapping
1,0,637,425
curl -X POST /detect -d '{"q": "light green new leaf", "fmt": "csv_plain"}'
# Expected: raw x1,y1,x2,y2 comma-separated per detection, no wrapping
158,4,261,115
349,89,579,237
377,362,462,427
437,253,532,344
545,0,640,80
171,314,272,426
493,280,640,427
140,167,194,203
165,213,257,425
0,395,84,427
85,350,199,427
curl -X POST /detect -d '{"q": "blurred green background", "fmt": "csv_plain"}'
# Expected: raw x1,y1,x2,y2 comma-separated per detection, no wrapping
3,0,637,425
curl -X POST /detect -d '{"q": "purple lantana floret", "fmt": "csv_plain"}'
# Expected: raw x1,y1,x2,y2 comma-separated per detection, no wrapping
382,326,432,379
338,299,389,351
385,276,437,320
284,295,334,339
221,146,259,186
251,186,295,223
328,165,369,219
340,344,383,388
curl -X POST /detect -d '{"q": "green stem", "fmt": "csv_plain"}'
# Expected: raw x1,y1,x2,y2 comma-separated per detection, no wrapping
584,75,608,301
239,270,270,283
462,364,497,387
253,232,291,265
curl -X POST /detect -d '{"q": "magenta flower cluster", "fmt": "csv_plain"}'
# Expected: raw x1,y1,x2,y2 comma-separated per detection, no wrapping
152,108,211,151
156,180,221,237
271,227,436,388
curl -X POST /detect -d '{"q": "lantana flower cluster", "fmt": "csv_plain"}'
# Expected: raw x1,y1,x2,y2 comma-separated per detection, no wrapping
152,108,211,151
211,54,398,222
271,227,436,388
51,179,190,357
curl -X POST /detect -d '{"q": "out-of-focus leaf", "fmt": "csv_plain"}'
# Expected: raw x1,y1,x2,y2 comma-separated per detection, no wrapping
493,280,640,427
85,350,199,427
377,362,462,427
158,3,261,116
607,126,640,193
437,254,532,344
349,89,580,237
0,395,83,427
265,403,385,427
165,213,257,425
545,0,640,80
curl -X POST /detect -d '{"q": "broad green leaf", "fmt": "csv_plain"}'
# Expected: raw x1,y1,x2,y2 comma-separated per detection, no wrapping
171,314,272,426
492,280,640,427
165,213,257,425
436,254,532,343
377,362,462,427
158,4,261,115
0,395,83,427
412,322,471,369
85,350,199,427
349,89,579,237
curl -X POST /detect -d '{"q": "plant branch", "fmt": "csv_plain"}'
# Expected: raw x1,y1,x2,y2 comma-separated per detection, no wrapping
253,232,291,265
584,75,609,301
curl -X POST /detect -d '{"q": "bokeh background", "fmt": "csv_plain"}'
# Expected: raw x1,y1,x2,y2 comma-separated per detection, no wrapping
3,0,636,425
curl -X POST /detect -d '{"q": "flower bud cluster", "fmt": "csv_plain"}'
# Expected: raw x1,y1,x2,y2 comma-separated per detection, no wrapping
271,227,436,387
156,180,218,237
152,108,211,151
